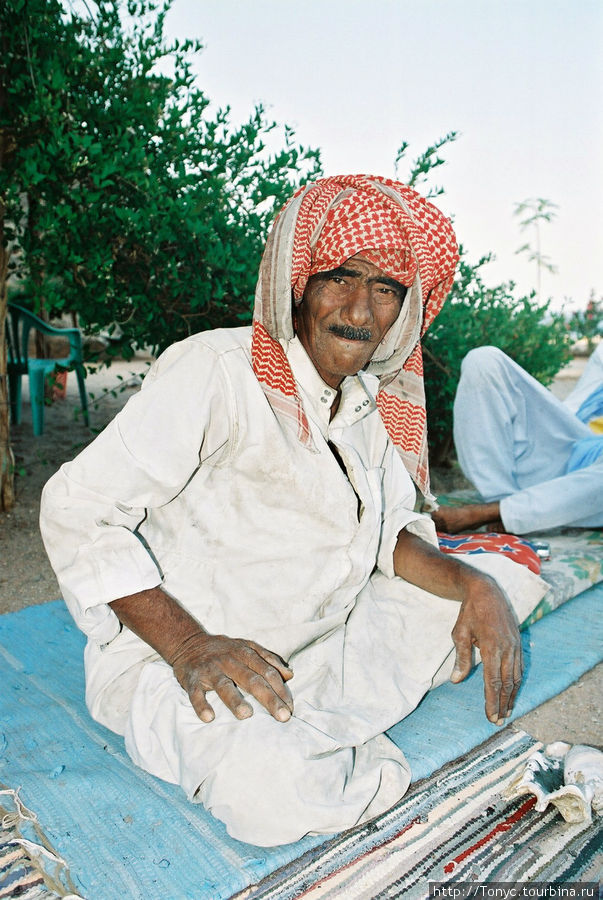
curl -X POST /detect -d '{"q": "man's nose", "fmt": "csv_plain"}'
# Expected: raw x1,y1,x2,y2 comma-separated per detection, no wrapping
344,283,373,325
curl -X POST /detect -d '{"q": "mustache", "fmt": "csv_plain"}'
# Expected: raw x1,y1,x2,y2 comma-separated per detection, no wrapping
328,324,372,342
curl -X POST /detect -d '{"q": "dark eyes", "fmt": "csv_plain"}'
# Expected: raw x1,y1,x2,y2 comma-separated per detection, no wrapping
323,278,402,307
327,275,401,302
328,275,395,291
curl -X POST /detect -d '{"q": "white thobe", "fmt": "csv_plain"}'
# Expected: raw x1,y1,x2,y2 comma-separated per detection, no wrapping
453,346,603,534
40,329,545,845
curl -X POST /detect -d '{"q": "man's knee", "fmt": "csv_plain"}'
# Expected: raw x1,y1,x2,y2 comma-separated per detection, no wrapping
460,345,506,383
196,725,334,845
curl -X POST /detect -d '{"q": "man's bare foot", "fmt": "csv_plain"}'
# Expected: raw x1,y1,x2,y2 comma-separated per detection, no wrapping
432,501,504,534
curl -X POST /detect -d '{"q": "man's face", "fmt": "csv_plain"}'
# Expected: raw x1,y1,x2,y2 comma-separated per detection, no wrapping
295,254,405,389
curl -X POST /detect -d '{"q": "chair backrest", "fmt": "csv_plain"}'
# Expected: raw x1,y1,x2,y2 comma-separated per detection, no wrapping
7,302,84,371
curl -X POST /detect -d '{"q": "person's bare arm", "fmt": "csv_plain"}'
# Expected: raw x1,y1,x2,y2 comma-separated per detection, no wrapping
431,501,503,534
393,528,522,726
110,588,294,724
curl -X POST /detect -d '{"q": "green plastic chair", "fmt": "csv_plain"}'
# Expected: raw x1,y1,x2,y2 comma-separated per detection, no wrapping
6,302,90,436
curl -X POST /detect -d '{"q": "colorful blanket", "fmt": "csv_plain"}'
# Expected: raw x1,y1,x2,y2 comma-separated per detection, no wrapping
437,490,602,626
233,730,602,899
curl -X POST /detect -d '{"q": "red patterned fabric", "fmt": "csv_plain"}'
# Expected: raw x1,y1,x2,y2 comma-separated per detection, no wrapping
377,391,428,491
252,175,459,501
252,321,313,446
437,532,542,575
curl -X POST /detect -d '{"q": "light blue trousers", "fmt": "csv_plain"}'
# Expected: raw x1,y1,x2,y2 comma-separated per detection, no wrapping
452,346,603,533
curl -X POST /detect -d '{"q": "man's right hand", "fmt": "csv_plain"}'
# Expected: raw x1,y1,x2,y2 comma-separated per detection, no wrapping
110,587,294,725
168,632,294,724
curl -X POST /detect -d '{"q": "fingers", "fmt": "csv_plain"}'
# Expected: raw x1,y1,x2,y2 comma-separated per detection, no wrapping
186,682,216,724
224,648,293,722
481,642,523,726
245,642,294,703
250,642,294,681
450,625,473,683
508,642,524,711
500,641,523,719
212,675,254,720
172,634,295,724
450,582,523,727
481,649,504,725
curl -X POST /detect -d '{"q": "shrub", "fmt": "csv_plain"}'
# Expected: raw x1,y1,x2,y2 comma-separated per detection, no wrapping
1,0,321,359
423,253,573,464
396,135,573,466
569,292,602,353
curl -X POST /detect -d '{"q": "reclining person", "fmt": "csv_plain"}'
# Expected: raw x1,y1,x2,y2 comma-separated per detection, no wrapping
40,176,545,846
433,344,603,535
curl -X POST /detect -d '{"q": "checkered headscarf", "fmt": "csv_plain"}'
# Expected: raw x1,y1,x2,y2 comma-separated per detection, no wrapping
252,174,458,502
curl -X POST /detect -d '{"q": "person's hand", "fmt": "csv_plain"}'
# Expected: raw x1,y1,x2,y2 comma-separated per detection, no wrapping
450,575,523,726
431,501,504,534
169,632,294,724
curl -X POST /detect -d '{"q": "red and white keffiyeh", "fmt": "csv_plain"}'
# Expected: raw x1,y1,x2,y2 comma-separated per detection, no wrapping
252,174,458,503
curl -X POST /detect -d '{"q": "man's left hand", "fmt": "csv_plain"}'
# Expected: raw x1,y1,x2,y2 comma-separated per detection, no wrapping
393,528,523,726
449,577,522,726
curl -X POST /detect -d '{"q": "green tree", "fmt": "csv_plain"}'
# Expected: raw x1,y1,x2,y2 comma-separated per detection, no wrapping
569,291,602,354
0,0,320,509
396,137,572,465
395,130,459,198
514,197,558,301
422,256,571,463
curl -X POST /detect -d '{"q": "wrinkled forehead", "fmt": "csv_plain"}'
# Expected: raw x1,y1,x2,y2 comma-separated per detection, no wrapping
292,187,418,300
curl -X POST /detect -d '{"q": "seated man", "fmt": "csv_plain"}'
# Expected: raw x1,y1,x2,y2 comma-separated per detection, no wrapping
40,175,545,846
433,344,603,535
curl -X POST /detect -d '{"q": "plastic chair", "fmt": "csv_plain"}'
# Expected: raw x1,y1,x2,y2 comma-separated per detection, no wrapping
6,302,89,435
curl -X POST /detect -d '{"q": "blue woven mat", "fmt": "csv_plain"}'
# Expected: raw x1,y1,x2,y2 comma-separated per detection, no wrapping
1,586,601,900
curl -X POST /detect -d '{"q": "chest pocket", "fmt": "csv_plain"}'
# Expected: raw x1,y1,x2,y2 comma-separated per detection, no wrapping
328,436,385,523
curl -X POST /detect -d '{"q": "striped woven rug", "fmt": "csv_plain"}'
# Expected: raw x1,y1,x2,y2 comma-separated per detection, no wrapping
234,730,602,900
0,787,81,900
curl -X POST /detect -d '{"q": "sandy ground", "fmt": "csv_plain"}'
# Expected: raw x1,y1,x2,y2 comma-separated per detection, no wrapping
0,354,600,747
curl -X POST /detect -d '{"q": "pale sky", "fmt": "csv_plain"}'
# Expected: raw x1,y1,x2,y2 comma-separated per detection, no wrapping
164,0,603,314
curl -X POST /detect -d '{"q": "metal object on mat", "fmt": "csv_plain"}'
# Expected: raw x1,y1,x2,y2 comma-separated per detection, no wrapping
529,539,552,560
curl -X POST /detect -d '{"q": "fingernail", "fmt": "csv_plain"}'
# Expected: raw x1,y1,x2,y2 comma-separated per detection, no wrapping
496,718,504,727
200,710,214,723
276,708,291,722
237,704,253,719
450,668,461,682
